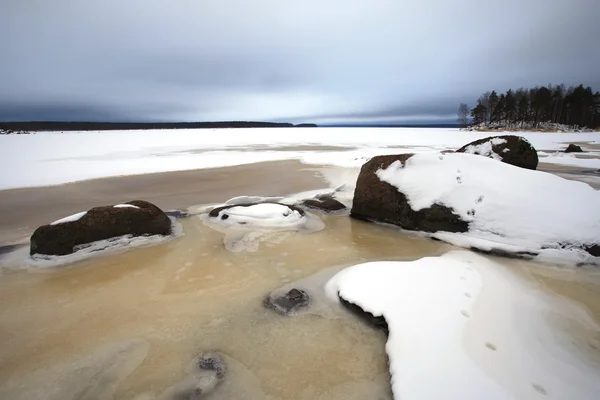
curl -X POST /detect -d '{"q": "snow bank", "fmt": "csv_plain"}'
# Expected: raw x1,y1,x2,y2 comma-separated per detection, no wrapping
2,128,600,189
325,251,600,399
50,211,87,225
376,152,600,263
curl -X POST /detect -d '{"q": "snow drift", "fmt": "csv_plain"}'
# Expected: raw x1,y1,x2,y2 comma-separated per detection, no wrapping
374,152,600,263
325,251,600,399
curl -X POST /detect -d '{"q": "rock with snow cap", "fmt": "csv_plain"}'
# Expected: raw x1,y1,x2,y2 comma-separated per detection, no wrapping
456,135,538,170
351,154,468,233
30,200,171,256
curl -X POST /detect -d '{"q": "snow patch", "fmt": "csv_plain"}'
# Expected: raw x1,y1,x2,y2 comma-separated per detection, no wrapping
50,211,87,225
325,251,600,400
113,204,140,209
462,138,507,160
376,153,600,262
203,203,324,252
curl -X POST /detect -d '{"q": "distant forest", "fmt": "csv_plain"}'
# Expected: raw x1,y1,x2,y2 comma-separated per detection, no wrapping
0,121,317,132
462,84,600,129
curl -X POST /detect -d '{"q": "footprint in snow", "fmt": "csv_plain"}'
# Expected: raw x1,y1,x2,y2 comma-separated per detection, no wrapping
475,195,484,204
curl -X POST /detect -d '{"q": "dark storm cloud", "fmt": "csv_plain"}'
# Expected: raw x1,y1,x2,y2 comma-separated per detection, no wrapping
1,0,599,123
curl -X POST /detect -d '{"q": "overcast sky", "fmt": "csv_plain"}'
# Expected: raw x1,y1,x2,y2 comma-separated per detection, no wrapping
1,0,599,124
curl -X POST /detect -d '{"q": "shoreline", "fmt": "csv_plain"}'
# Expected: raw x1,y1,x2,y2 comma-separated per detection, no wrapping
0,160,327,243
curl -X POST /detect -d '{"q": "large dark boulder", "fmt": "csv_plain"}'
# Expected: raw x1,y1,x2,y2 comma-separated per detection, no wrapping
351,154,468,233
565,144,584,153
456,135,538,170
30,200,172,256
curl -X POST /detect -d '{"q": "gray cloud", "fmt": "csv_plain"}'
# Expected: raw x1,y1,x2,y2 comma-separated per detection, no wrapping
1,0,599,123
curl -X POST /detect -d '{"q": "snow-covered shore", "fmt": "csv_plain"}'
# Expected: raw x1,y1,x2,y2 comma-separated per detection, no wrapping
1,127,600,189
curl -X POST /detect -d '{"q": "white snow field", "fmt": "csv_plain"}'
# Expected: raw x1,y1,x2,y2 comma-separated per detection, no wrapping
377,152,600,263
325,251,600,400
1,128,600,189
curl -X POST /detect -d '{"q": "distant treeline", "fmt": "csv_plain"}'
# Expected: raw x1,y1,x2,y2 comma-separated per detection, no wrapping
469,84,600,128
0,121,318,132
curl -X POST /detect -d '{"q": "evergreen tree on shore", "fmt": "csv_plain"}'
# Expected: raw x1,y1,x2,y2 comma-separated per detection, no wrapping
468,84,600,129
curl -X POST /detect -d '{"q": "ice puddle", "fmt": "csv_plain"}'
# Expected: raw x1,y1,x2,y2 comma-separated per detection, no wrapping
1,201,600,399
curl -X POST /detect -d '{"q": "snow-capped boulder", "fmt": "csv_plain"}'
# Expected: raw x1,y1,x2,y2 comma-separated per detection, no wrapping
30,200,172,256
207,202,307,229
204,202,324,252
565,143,584,153
358,152,600,262
456,135,538,170
351,154,468,233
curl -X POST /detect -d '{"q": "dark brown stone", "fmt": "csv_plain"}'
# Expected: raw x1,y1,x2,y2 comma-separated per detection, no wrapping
565,144,584,153
197,352,226,379
456,135,538,170
264,288,310,315
30,200,171,256
350,154,468,233
301,194,346,212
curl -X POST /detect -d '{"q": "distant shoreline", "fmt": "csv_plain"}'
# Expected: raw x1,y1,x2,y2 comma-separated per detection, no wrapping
0,121,462,132
0,121,317,132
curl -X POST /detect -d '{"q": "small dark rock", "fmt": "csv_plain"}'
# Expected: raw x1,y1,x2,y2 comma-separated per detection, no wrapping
301,194,346,212
264,288,310,315
165,210,190,219
197,352,226,379
565,144,584,153
30,200,172,256
339,295,388,334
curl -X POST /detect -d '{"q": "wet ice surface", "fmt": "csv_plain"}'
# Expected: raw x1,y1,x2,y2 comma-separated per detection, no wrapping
0,339,149,400
1,190,600,399
2,213,433,400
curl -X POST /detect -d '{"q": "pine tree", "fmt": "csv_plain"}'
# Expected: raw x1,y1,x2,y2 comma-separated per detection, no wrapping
488,91,499,123
504,89,517,126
